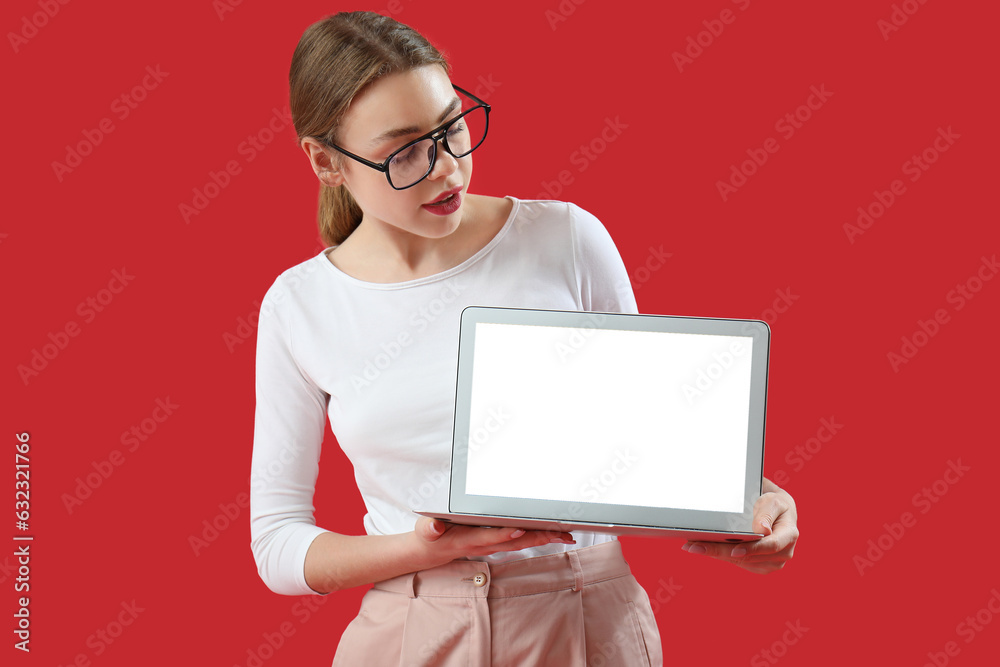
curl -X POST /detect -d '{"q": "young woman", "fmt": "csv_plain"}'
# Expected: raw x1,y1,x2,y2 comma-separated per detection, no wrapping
250,11,798,666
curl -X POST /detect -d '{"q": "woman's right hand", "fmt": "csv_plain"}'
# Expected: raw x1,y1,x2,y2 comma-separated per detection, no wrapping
411,516,576,568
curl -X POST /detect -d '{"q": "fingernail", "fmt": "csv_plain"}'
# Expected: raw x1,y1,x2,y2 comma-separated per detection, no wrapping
731,546,747,557
431,521,445,535
552,538,575,544
510,529,525,538
686,544,707,555
680,543,691,552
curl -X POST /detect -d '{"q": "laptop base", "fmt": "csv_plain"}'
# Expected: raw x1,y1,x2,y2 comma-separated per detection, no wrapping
414,510,764,542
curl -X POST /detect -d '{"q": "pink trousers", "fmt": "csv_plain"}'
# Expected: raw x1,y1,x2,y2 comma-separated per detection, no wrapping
331,540,663,666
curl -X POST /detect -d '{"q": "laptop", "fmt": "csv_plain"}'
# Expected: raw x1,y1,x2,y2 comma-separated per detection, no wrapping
414,306,770,542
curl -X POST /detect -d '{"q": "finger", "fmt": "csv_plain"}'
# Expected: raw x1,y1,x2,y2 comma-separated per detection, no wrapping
752,497,799,551
761,476,784,495
753,521,799,556
734,560,789,574
486,526,575,546
682,540,749,559
414,516,451,542
462,527,575,554
729,546,795,564
683,540,795,571
727,518,799,558
752,492,789,536
682,533,776,559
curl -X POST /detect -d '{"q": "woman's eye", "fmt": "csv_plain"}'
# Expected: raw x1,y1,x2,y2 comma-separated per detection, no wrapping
391,147,415,164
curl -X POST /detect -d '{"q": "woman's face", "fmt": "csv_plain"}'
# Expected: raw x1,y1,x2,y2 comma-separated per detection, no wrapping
308,65,474,242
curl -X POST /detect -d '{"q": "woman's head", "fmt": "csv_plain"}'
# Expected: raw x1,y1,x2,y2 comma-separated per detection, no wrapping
290,11,471,246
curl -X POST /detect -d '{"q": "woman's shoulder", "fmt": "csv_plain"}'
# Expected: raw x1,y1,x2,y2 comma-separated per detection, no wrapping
465,193,513,227
499,196,608,238
259,250,331,313
503,196,600,220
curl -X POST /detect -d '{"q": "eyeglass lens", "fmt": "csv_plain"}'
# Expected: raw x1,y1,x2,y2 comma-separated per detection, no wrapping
387,103,487,188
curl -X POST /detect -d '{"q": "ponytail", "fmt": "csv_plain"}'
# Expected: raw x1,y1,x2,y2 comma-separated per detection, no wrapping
318,184,363,247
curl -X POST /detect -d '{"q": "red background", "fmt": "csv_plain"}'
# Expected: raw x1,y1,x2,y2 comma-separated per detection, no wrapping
4,0,999,665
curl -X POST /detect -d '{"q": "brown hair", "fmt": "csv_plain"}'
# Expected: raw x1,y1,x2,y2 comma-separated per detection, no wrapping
289,11,450,246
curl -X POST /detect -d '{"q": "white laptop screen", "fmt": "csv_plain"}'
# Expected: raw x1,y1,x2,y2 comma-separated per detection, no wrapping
463,322,752,514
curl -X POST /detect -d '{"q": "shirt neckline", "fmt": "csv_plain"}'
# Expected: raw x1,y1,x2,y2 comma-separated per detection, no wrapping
317,195,521,290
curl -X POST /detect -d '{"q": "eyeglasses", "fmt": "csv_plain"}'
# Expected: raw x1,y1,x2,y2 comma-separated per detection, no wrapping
320,85,491,190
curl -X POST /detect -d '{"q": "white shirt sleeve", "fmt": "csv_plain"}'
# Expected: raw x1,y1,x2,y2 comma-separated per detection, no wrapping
568,203,639,315
249,279,331,596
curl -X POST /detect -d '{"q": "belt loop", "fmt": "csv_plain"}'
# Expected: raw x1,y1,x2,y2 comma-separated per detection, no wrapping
405,572,416,598
568,549,584,592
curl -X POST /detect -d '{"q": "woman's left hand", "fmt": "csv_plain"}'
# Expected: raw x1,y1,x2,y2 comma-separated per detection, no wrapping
681,477,798,574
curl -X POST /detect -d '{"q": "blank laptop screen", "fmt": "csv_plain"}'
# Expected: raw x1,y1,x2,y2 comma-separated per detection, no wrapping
463,322,752,514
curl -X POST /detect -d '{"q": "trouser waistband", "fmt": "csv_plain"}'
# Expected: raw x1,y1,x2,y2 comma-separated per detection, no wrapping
372,540,630,599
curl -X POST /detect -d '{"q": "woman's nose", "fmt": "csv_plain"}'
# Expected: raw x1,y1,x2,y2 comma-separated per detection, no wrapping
426,143,459,181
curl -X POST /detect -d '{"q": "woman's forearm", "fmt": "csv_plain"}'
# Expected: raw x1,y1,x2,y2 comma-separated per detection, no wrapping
304,530,430,594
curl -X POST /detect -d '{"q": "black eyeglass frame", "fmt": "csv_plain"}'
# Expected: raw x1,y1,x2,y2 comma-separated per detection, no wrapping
319,85,491,190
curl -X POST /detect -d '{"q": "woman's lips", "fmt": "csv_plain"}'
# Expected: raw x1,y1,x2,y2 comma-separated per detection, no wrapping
422,190,462,215
426,185,463,205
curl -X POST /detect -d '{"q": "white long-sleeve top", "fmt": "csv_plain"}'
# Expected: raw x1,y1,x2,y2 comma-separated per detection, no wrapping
250,196,639,595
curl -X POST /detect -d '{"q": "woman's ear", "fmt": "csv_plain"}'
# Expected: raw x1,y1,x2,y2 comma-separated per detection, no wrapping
300,137,345,187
